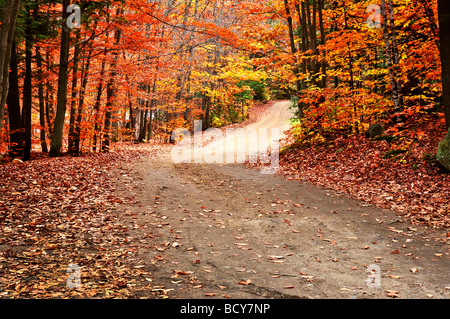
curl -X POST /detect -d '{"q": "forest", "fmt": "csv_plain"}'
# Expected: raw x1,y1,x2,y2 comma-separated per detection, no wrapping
0,0,449,300
0,0,448,159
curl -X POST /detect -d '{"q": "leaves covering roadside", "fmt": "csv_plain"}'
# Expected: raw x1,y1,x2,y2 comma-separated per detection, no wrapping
0,144,161,298
276,115,450,229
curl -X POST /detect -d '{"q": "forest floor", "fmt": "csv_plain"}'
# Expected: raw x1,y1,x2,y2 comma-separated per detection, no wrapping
0,101,448,299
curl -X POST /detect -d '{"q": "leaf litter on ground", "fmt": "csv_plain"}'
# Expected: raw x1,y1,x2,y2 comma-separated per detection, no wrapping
0,143,165,298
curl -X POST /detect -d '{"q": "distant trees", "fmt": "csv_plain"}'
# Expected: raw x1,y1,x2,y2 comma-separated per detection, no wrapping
0,0,448,160
238,0,444,138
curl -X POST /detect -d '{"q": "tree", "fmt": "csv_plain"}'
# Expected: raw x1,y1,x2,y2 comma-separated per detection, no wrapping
438,0,450,130
381,0,404,123
283,0,303,119
0,0,21,129
22,3,34,161
102,8,123,152
49,0,71,157
6,39,22,158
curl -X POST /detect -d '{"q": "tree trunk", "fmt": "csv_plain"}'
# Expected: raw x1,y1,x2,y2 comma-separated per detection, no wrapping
74,49,92,155
381,0,404,122
284,0,303,119
22,15,34,161
295,1,308,93
49,0,72,157
102,17,122,152
388,0,404,121
147,79,157,140
68,31,80,155
0,0,21,129
45,50,54,137
438,0,450,130
102,80,115,151
204,96,211,130
93,55,106,152
36,45,48,153
306,0,318,80
380,0,403,122
140,109,148,142
127,91,135,132
7,40,22,158
300,1,311,76
318,0,327,88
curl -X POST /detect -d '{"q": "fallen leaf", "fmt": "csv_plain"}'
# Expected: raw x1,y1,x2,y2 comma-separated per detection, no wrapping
267,255,285,260
386,290,400,298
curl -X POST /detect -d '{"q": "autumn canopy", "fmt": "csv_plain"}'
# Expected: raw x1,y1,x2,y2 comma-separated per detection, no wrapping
0,0,447,160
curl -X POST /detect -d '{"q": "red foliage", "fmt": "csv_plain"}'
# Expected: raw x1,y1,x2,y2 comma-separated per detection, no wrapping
278,114,449,228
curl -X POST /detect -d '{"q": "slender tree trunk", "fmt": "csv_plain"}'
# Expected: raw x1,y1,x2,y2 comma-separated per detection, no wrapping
388,0,404,120
306,0,319,82
147,109,153,141
344,7,357,133
7,40,22,158
45,50,54,137
0,0,21,129
102,79,115,151
300,2,310,53
284,0,303,119
49,0,72,157
204,96,211,130
127,91,135,132
23,12,34,161
381,0,403,122
318,0,327,88
300,1,312,78
102,17,122,152
68,31,80,155
438,0,450,130
147,79,157,140
295,2,308,92
36,45,48,153
140,109,148,142
93,55,106,152
74,50,92,155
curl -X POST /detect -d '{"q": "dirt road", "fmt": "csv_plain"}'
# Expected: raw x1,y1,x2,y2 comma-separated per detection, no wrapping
178,100,294,166
118,102,449,299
